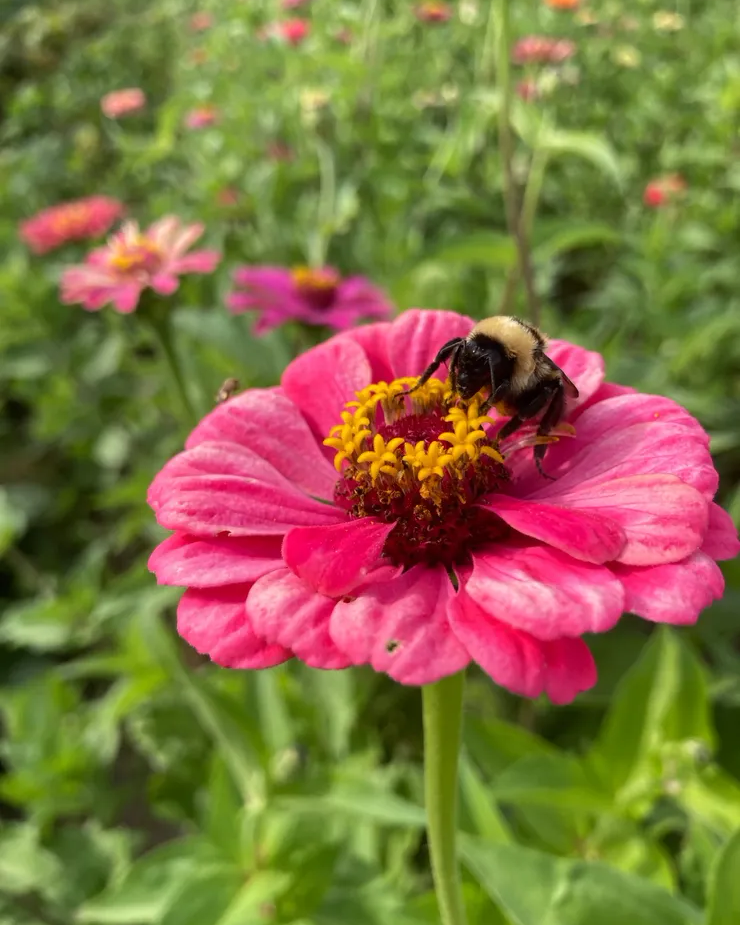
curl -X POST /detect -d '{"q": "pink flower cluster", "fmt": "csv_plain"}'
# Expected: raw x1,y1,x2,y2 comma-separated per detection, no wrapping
20,196,124,254
644,174,687,208
513,35,576,64
148,310,737,702
259,18,310,45
60,217,220,313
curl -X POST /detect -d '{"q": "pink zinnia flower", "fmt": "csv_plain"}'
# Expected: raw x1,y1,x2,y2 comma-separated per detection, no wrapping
20,196,124,255
261,18,310,44
227,265,392,333
644,174,687,208
185,106,219,129
282,0,310,8
101,88,146,118
517,78,540,101
190,11,213,31
60,217,221,314
513,35,576,64
415,1,453,22
147,310,738,702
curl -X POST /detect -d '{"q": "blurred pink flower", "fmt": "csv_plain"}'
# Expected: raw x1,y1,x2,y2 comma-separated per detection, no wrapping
226,265,392,333
644,174,686,208
60,217,220,313
260,18,310,44
334,27,353,44
266,140,294,161
415,1,453,22
185,106,219,129
513,35,576,64
281,0,310,8
20,196,124,254
516,78,540,101
101,88,146,118
217,187,240,207
190,11,213,31
148,309,738,699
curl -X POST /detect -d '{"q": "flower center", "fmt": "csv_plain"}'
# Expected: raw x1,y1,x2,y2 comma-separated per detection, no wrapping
50,204,91,236
107,233,162,274
324,376,511,569
291,265,340,310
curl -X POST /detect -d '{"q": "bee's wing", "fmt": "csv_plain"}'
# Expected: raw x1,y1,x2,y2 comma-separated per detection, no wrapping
544,356,579,398
561,370,579,399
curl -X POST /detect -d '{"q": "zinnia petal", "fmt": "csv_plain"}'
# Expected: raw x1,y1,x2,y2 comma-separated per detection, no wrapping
185,388,338,500
612,551,725,626
462,544,624,639
282,336,373,437
386,309,474,380
246,569,352,669
178,584,292,668
283,519,399,597
329,566,470,684
149,533,283,587
702,503,740,560
480,495,626,563
449,589,597,703
545,339,605,408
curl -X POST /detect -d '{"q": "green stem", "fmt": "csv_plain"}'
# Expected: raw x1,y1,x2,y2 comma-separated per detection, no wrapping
147,309,199,426
494,0,540,325
309,138,336,268
423,671,468,925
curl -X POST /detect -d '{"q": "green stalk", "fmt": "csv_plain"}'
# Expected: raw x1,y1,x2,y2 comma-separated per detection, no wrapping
146,306,199,426
494,0,541,325
423,671,468,925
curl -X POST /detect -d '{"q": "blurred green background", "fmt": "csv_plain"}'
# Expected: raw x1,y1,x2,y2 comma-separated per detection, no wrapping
1,0,740,922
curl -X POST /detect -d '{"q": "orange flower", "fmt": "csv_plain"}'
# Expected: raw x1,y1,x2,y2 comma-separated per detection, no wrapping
545,0,580,8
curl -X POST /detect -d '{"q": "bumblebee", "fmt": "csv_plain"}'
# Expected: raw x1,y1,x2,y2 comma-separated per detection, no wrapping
407,315,578,477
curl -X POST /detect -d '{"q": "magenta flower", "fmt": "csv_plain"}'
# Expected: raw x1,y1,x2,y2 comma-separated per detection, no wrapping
101,88,146,118
60,217,221,313
227,265,393,333
147,310,738,702
260,18,310,45
20,196,124,255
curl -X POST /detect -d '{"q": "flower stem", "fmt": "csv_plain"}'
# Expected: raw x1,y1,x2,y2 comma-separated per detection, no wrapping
423,671,468,925
147,308,199,426
494,0,541,325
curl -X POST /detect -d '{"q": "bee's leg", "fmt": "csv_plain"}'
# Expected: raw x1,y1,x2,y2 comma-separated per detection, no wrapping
532,383,565,479
479,378,508,415
495,386,553,460
401,338,464,396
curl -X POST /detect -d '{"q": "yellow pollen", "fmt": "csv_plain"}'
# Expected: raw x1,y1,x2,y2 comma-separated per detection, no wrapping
108,234,162,272
323,375,507,492
291,265,340,291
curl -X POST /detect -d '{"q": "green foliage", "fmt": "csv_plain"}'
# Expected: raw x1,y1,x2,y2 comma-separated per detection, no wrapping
0,0,739,923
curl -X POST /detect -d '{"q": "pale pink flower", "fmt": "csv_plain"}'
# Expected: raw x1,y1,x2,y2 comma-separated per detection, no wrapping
282,0,310,8
20,196,124,254
147,310,738,702
184,105,219,129
190,11,213,31
60,217,221,313
226,265,392,333
517,78,540,101
513,35,576,64
101,88,146,118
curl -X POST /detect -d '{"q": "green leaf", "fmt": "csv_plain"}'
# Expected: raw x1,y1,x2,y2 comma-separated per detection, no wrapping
160,868,291,925
278,790,426,829
706,828,740,925
423,232,516,269
490,754,611,811
0,823,62,896
459,755,512,843
591,628,714,794
77,838,217,925
461,838,703,925
533,221,622,263
538,129,623,188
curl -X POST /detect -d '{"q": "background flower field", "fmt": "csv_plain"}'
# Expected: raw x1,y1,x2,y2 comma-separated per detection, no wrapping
1,0,740,923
